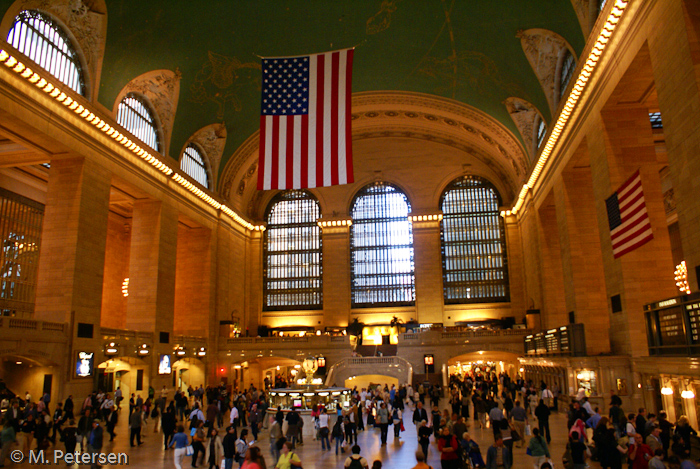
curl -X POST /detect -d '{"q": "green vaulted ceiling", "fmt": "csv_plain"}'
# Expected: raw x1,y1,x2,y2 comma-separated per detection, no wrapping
1,0,585,178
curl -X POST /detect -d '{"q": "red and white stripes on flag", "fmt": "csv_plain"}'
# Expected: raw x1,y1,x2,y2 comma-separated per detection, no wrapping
257,49,354,190
605,170,654,259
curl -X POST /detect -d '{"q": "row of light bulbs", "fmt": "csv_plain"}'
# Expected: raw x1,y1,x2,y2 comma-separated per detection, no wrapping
0,47,265,233
501,0,630,217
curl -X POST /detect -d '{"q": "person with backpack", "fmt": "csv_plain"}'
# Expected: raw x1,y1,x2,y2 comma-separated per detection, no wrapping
235,428,249,467
344,444,369,469
392,406,403,439
332,416,345,455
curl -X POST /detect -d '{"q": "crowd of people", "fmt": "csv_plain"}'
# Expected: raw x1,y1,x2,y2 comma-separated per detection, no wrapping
0,374,698,469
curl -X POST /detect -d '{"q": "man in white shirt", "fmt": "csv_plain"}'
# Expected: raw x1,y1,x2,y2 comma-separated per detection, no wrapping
101,394,114,421
229,404,239,428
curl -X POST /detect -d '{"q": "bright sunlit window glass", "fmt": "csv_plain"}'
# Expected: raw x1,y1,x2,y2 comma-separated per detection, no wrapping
559,50,576,100
180,144,210,189
263,190,322,311
7,10,85,96
536,117,547,149
350,183,415,307
441,176,509,303
117,93,161,153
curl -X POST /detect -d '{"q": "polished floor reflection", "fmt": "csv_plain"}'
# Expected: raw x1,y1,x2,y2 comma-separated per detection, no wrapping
8,401,599,469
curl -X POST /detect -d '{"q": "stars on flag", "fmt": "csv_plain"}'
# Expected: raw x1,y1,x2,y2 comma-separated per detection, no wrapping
261,56,310,115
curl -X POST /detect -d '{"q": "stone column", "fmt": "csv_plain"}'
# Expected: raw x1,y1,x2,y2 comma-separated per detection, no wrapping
35,157,111,325
126,200,177,329
589,107,676,357
647,0,700,290
536,198,567,329
34,156,111,400
320,223,351,326
553,167,610,355
410,216,444,324
504,215,527,321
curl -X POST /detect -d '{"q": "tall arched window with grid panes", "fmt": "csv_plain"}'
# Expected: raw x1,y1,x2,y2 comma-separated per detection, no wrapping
117,93,161,153
180,144,210,189
7,10,85,96
440,176,509,303
350,183,415,307
263,190,322,311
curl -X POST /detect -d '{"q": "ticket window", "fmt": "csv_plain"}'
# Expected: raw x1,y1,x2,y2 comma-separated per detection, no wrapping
576,369,597,396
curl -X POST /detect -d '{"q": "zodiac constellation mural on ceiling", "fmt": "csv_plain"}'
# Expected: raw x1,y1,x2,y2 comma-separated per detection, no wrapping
190,51,261,120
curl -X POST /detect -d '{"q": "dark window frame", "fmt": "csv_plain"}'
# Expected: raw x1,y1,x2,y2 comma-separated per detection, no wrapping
117,93,162,153
7,10,86,96
180,144,210,189
559,51,576,100
350,182,415,308
263,190,322,311
440,176,510,304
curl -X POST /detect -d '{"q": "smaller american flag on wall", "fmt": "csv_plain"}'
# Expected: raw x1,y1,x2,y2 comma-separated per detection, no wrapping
605,170,654,258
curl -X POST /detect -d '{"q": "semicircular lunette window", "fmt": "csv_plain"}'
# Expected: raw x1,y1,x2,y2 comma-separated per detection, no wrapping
7,10,85,96
117,93,161,153
350,183,415,308
440,176,510,304
180,144,210,189
263,190,322,311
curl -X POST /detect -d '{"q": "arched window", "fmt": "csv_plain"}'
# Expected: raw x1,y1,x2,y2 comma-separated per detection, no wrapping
597,0,607,14
559,50,576,100
117,93,161,152
180,144,210,189
440,176,509,303
350,183,415,307
7,10,85,96
535,116,547,150
263,190,322,311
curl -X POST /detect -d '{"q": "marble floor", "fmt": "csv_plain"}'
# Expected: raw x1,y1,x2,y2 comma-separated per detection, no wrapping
7,402,600,469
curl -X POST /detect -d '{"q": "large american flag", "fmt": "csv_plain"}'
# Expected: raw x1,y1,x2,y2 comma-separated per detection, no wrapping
605,170,654,258
257,49,354,190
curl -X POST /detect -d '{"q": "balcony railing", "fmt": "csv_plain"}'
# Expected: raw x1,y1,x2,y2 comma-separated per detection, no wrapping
0,317,66,333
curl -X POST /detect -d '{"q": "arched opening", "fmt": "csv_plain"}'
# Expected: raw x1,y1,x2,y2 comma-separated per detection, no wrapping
0,354,58,406
447,351,522,382
96,356,149,400
172,357,206,394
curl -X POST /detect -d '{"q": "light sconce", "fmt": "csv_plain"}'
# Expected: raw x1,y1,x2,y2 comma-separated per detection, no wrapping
137,343,150,356
105,342,119,356
197,347,206,357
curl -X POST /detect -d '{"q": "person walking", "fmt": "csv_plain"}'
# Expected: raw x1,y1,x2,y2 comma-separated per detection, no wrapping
163,404,177,450
0,420,16,467
377,402,389,446
191,420,207,468
106,406,118,441
87,420,103,469
129,407,143,447
169,424,190,469
318,408,330,451
332,417,345,455
61,419,78,459
391,406,403,440
222,425,237,469
274,440,301,469
535,399,551,444
526,427,550,469
418,420,431,459
486,434,512,469
510,401,527,448
437,425,460,469
204,427,224,469
344,444,369,469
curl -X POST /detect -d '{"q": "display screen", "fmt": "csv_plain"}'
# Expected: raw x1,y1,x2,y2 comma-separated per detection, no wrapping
658,306,686,346
158,354,171,374
293,399,302,408
75,351,94,378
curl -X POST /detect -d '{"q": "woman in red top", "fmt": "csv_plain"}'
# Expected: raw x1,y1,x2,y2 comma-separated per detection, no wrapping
437,426,460,469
